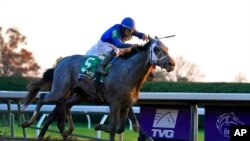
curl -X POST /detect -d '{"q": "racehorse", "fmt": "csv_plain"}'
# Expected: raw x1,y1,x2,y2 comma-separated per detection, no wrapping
24,68,156,141
21,36,175,141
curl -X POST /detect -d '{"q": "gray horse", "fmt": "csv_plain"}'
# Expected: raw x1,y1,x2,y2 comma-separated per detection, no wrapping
22,36,175,141
23,68,156,141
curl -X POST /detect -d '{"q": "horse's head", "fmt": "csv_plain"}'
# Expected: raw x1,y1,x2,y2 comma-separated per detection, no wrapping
146,36,175,72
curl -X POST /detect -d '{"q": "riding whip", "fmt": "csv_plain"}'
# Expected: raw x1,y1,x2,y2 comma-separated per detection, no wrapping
156,35,175,39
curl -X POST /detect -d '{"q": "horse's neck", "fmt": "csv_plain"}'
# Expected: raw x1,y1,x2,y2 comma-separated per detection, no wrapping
118,48,152,91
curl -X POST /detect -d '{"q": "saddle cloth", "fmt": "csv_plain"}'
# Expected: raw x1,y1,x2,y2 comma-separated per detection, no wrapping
80,55,112,82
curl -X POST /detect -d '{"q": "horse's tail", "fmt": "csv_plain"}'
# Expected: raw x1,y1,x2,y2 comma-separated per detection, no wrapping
22,68,55,109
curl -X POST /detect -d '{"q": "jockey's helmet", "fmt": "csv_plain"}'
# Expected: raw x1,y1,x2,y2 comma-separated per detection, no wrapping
121,17,136,30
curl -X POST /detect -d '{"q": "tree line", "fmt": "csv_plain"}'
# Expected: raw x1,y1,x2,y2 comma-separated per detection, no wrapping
0,27,40,76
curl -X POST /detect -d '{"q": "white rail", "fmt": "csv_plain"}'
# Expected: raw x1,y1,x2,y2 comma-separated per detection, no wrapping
1,91,250,141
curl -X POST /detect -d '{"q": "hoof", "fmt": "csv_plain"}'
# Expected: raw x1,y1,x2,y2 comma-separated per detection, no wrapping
94,124,102,131
21,121,31,128
63,130,71,138
145,137,154,141
37,136,44,141
116,128,125,134
138,136,154,141
132,124,139,132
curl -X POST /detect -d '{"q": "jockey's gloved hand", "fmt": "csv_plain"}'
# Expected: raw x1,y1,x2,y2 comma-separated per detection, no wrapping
143,34,149,41
139,33,149,41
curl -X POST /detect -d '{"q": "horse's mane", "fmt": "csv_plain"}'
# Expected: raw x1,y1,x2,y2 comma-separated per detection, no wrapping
119,42,151,59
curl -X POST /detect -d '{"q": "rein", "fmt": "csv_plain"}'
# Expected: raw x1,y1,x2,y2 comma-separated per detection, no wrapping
131,40,160,66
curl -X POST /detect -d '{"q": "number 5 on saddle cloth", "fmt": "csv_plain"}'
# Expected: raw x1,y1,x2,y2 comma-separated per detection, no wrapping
79,55,114,83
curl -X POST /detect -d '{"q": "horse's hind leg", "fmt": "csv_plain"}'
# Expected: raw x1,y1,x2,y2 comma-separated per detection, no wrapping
63,92,89,137
38,109,57,140
63,108,74,138
94,124,110,133
21,97,44,127
22,81,70,127
57,99,68,140
37,98,67,139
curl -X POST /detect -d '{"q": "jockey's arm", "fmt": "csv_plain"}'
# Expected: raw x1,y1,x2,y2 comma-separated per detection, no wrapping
111,38,137,49
132,30,148,41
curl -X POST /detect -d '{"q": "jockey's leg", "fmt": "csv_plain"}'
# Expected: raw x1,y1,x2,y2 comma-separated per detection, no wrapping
97,49,116,75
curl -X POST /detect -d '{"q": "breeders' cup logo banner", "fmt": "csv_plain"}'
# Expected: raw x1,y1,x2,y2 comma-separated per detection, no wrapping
139,105,191,141
205,106,250,141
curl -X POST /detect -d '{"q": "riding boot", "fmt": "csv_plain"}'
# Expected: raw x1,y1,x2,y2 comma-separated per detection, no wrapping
97,50,116,75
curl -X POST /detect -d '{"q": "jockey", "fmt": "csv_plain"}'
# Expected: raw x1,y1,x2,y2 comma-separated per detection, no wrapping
85,17,148,75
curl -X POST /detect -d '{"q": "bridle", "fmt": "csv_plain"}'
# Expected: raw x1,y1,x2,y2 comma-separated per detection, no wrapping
131,38,170,69
149,39,169,68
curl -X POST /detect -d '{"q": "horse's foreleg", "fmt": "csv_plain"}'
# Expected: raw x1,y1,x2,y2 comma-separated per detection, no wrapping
128,107,139,132
128,107,154,141
95,101,121,141
109,101,120,141
138,126,154,141
116,107,129,134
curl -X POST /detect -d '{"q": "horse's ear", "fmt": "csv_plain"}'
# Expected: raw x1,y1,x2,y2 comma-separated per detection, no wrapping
148,35,153,41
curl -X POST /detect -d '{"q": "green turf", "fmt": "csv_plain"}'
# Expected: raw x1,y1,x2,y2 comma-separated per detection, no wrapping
0,122,204,141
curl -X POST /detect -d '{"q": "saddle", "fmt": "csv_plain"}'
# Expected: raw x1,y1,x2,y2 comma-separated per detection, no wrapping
79,55,113,83
79,55,113,104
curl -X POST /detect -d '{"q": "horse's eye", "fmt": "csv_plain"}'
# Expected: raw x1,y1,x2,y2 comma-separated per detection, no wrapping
154,47,160,52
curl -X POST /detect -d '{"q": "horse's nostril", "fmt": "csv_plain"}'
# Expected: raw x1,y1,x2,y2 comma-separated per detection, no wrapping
170,62,175,66
168,62,173,66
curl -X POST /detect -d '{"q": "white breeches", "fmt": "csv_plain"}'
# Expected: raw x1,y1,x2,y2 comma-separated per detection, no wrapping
86,40,120,57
